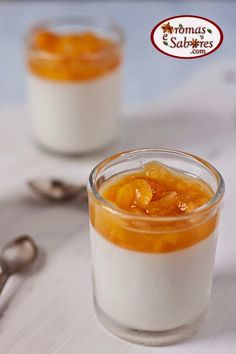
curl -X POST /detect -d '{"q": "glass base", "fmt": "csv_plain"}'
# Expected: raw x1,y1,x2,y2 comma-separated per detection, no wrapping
94,300,207,346
33,134,117,157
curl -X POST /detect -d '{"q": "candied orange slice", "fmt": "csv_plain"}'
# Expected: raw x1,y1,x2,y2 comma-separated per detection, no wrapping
132,179,153,208
115,179,152,210
177,192,210,213
146,178,166,201
146,191,178,216
144,161,173,182
115,183,135,210
34,31,58,52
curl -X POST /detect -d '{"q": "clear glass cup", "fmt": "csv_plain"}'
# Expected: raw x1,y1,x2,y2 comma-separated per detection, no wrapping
87,148,225,346
26,16,124,155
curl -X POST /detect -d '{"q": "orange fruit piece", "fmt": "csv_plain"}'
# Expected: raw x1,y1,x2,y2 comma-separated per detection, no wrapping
146,191,178,216
147,178,166,201
115,179,153,210
132,179,153,209
176,192,210,213
35,31,58,52
144,161,173,183
115,183,135,210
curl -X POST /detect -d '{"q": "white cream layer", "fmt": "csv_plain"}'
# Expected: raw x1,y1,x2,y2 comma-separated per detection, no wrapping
28,68,121,154
90,226,217,331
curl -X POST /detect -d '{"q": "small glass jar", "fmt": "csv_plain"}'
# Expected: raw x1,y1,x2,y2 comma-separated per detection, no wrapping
87,148,225,346
26,16,124,154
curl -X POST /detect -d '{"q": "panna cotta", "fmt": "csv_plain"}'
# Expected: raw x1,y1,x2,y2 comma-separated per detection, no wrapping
88,149,224,345
90,227,217,331
26,18,123,154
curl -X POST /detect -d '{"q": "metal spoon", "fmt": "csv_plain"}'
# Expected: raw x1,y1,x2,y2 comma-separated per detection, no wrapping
28,178,87,202
0,236,38,294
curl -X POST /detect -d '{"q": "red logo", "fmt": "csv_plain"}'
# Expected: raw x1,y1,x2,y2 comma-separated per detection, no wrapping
151,15,223,59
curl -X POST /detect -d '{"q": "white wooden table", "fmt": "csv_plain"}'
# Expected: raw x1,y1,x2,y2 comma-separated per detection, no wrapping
0,1,236,353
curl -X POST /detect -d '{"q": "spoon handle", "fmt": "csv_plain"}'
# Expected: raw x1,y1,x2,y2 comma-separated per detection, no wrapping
0,265,9,295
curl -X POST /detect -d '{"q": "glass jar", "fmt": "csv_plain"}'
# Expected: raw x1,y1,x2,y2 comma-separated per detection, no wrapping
26,16,124,154
87,148,225,346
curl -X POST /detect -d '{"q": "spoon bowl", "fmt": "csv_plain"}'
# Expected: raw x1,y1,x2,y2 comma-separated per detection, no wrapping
1,236,38,274
28,178,87,202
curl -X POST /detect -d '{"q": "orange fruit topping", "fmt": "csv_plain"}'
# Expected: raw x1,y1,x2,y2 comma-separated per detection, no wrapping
27,30,121,81
89,161,219,253
101,161,212,217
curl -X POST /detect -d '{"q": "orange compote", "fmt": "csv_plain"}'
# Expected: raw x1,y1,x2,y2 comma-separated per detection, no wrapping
101,161,213,216
89,161,219,253
28,30,121,81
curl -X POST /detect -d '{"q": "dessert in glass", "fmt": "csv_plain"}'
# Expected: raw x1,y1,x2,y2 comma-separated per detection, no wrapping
87,148,225,346
26,16,123,154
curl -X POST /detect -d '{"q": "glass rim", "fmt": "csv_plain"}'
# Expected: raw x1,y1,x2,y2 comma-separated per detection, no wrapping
88,148,225,222
25,15,125,61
